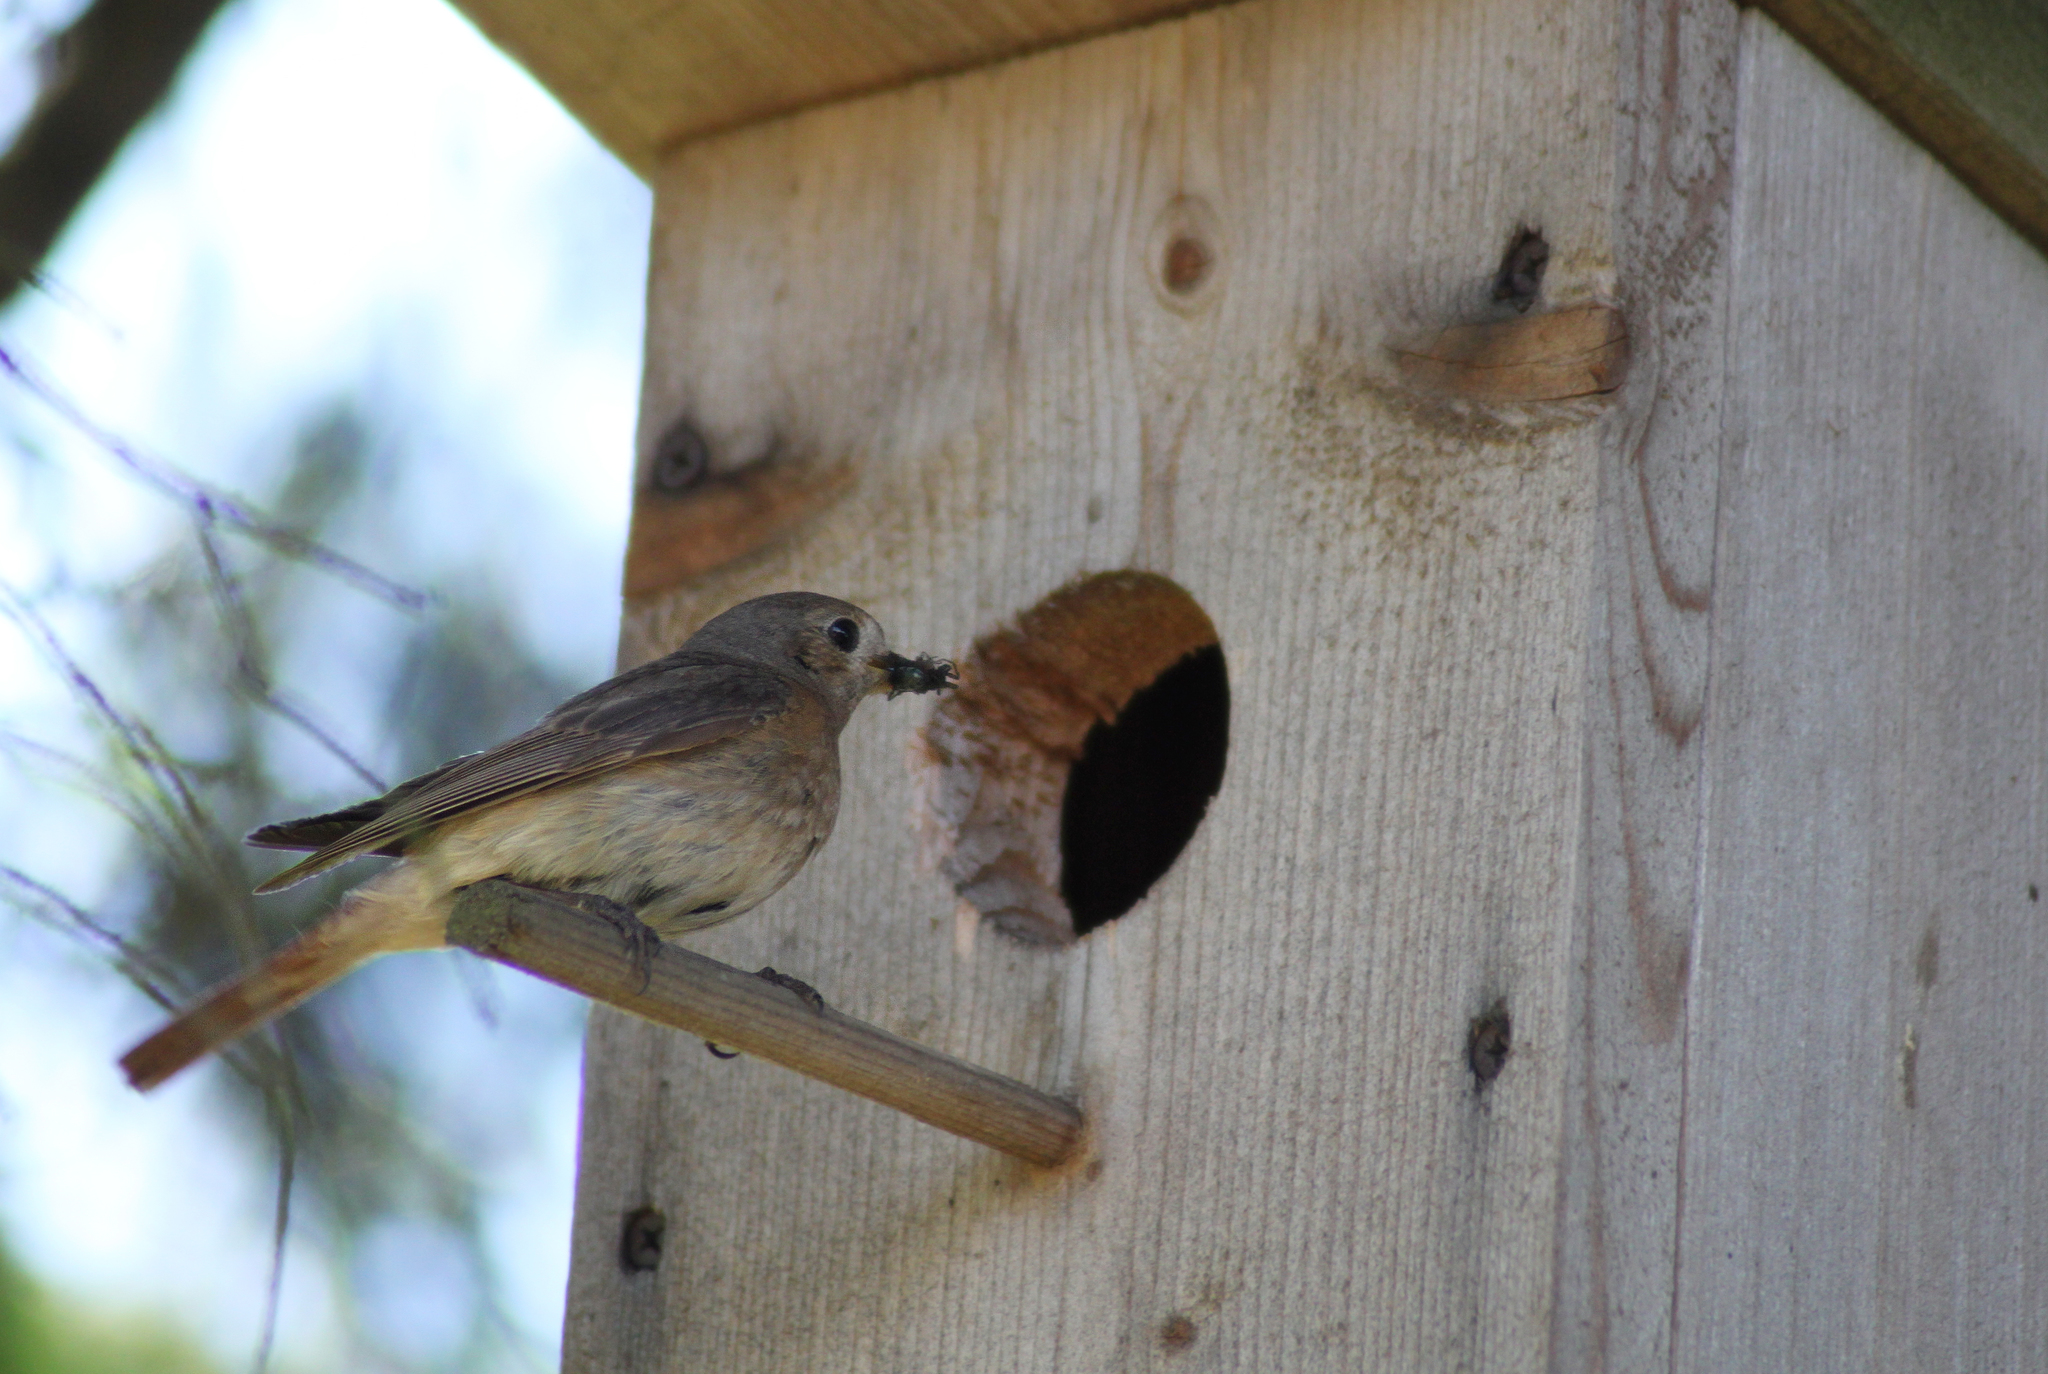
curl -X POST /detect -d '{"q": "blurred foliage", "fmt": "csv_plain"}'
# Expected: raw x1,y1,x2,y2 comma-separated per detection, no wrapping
0,1228,225,1374
1,392,585,1371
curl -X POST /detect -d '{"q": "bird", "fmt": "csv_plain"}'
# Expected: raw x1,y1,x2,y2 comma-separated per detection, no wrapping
119,591,957,1091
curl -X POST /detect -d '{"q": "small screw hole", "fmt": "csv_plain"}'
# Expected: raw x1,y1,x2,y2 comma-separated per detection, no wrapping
1490,228,1549,312
619,1205,666,1273
650,418,710,492
1468,1000,1512,1085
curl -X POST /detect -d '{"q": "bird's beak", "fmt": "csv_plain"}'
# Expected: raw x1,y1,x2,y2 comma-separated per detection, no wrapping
870,651,960,699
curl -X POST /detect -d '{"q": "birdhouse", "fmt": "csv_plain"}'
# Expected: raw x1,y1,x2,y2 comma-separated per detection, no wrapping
441,0,2048,1367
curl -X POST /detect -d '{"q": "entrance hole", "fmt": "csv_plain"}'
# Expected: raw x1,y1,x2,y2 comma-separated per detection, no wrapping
1060,643,1229,935
914,572,1229,944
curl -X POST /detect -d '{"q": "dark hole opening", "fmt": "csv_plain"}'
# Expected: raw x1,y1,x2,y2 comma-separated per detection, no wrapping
1490,227,1549,312
649,416,709,492
1059,643,1229,936
1468,999,1512,1086
619,1205,666,1273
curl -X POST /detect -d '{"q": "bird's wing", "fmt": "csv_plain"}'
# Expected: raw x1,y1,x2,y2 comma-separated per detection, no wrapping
249,657,791,894
246,757,467,855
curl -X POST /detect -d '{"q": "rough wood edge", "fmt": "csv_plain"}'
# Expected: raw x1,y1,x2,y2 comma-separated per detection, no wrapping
446,879,1087,1168
1751,0,2048,259
445,0,1221,176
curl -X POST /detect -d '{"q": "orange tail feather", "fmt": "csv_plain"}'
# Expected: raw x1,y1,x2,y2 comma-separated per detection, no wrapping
120,887,437,1091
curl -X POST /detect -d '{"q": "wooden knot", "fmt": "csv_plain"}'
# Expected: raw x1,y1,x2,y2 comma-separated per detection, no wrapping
623,460,855,597
1392,303,1629,403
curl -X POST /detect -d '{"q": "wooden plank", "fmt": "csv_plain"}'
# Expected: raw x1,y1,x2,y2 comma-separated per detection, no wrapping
1669,16,2048,1370
443,0,1208,174
1545,1,1740,1369
1752,0,2048,258
565,0,1631,1367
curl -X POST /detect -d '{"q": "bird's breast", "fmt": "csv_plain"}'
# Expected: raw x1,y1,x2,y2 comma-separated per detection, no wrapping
420,721,842,938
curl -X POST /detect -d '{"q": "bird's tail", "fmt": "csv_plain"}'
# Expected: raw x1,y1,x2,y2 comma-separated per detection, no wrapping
120,881,444,1092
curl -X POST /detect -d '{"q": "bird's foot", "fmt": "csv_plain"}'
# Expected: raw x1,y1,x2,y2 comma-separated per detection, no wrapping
560,891,661,993
704,1041,740,1059
755,966,826,1014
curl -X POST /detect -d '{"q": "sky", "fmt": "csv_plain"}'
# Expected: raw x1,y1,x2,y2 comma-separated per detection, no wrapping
0,0,650,1366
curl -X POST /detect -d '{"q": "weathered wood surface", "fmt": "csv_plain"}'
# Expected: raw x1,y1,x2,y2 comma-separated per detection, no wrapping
1753,0,2048,259
445,0,1206,173
547,1,2048,1370
445,881,1084,1166
1554,12,2048,1370
567,0,1623,1368
442,0,2048,263
1546,0,1739,1367
1669,18,2048,1369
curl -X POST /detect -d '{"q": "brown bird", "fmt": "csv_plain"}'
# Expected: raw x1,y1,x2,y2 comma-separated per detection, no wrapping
120,591,956,1091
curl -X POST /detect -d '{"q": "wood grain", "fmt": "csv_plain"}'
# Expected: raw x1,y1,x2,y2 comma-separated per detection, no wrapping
572,0,1623,1368
548,2,2048,1369
1668,18,2048,1369
1546,0,1740,1368
445,880,1084,1166
1753,0,2048,259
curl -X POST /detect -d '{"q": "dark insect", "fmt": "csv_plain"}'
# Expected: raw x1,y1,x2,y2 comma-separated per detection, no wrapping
880,652,959,699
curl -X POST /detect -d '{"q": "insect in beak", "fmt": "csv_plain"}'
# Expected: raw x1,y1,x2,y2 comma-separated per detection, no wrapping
872,652,960,699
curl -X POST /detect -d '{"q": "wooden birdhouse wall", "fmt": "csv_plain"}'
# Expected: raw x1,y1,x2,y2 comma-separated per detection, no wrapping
437,0,2048,1367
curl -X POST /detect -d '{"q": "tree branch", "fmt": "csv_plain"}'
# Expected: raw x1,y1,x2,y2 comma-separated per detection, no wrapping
0,0,233,307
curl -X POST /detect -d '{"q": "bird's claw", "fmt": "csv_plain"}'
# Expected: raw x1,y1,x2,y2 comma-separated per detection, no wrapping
755,966,826,1014
566,892,661,993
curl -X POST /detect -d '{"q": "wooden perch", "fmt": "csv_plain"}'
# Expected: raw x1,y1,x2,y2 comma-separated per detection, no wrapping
445,879,1085,1168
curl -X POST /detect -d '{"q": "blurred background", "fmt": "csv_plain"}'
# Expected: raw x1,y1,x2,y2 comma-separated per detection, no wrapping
0,0,648,1368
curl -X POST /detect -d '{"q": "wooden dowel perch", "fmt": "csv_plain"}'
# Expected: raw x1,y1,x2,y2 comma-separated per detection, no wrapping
446,880,1085,1168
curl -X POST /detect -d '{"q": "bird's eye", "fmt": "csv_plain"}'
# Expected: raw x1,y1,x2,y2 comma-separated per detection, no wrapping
826,618,860,652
